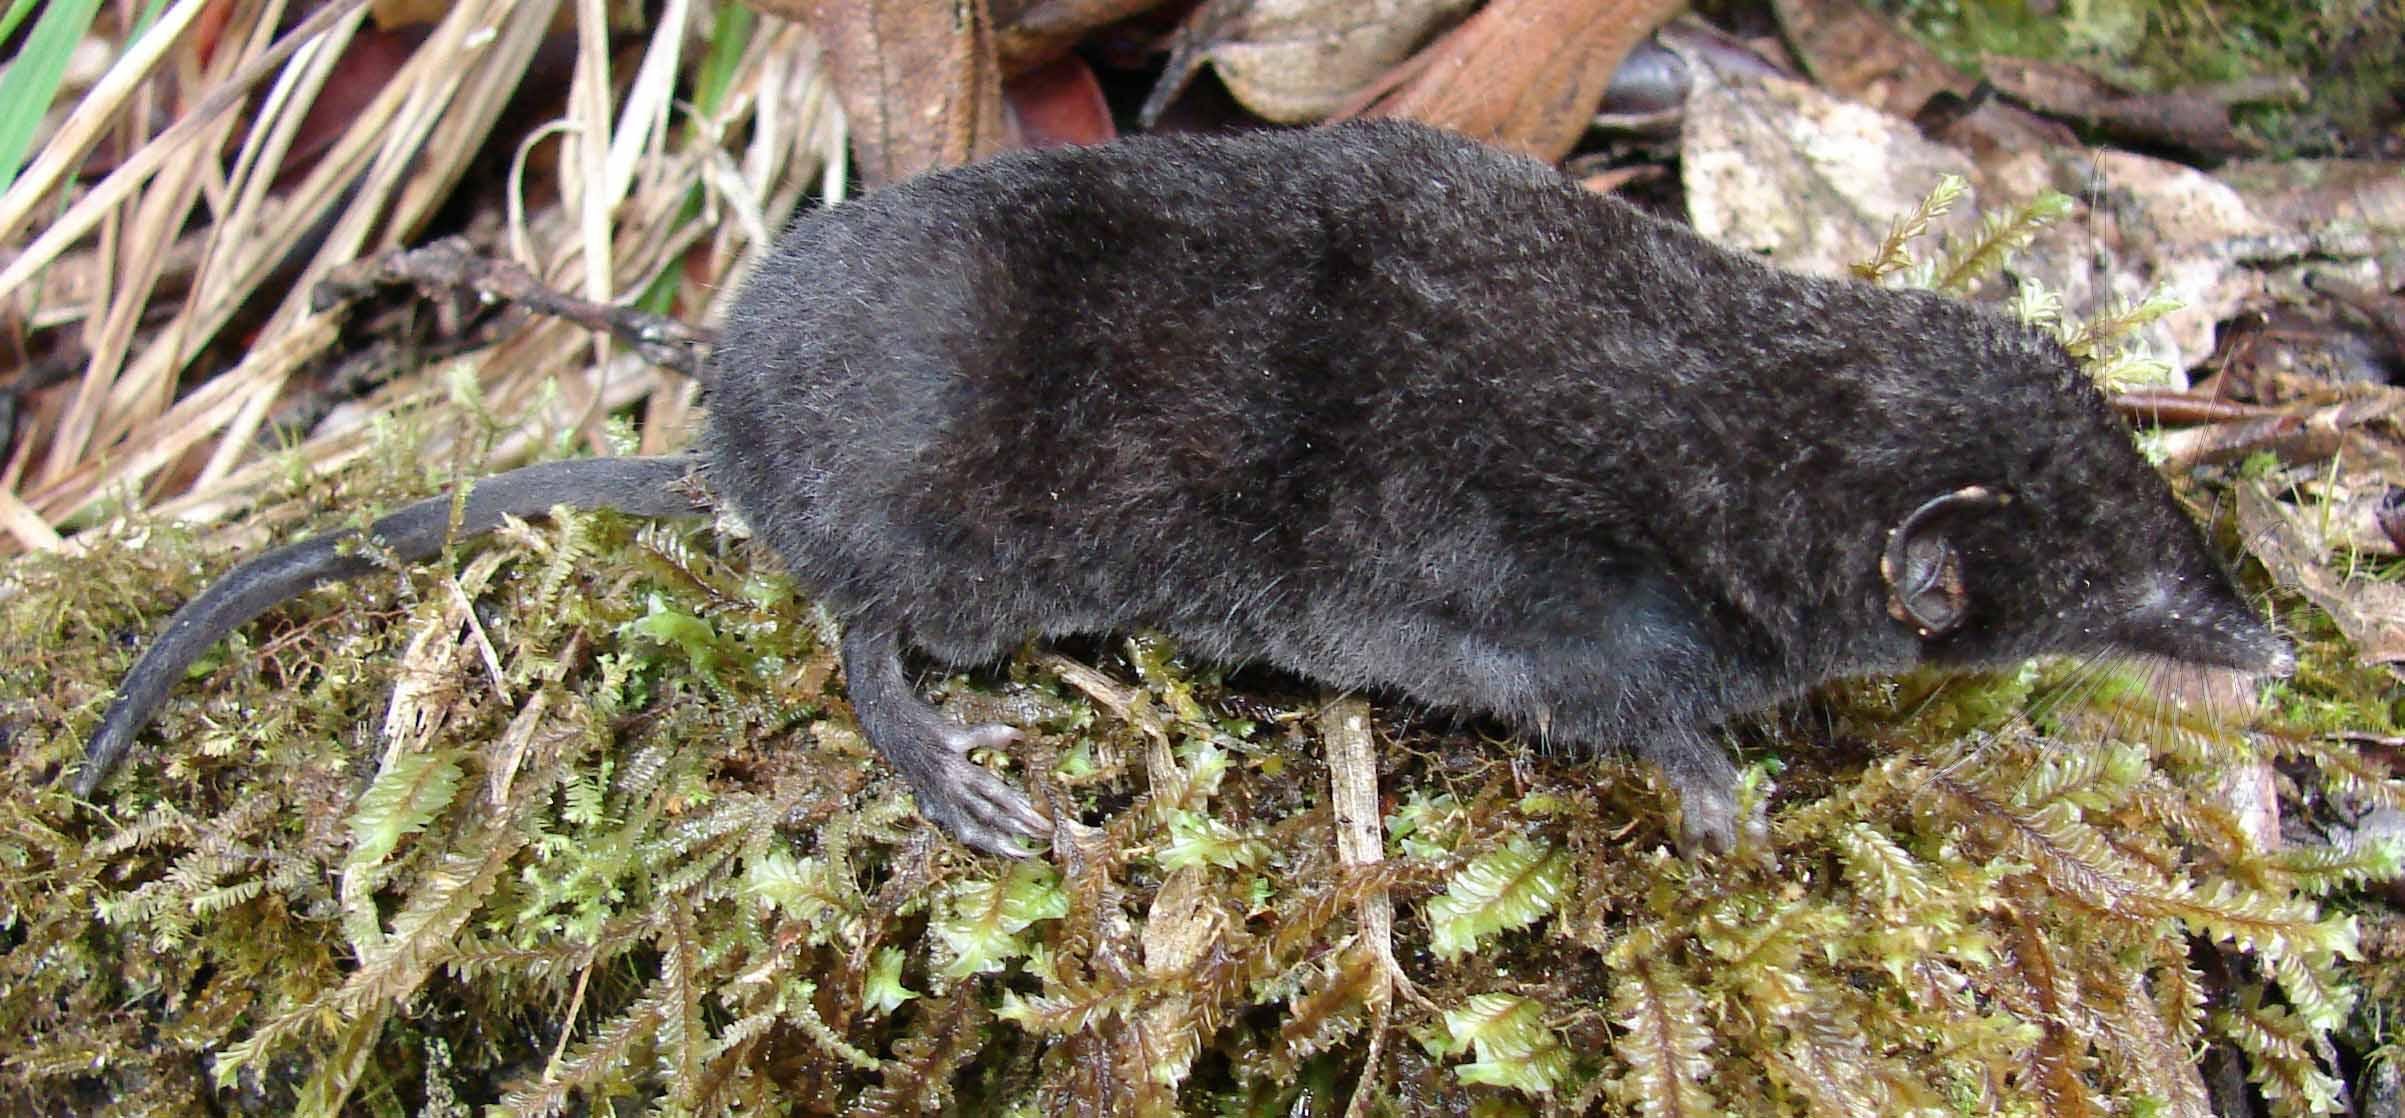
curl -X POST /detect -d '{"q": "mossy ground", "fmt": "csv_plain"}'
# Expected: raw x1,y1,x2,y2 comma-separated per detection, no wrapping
1,397,2399,1116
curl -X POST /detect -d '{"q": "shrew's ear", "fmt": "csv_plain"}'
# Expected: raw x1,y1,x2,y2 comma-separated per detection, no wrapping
1882,486,2012,637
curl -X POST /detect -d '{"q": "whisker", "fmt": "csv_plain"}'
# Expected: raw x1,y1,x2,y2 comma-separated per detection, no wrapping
2025,649,2117,728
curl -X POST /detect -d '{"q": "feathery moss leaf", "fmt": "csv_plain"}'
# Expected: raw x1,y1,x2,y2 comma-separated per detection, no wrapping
1430,993,1573,1094
932,860,1068,982
1853,173,1967,283
1935,189,2075,294
1425,832,1569,959
346,748,466,869
1604,940,1717,1118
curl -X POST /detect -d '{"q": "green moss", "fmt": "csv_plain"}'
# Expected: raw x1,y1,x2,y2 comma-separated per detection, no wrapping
1878,0,2403,155
17,457,2386,1114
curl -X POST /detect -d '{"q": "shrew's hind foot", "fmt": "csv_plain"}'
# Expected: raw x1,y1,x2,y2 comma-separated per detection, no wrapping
839,621,1051,857
913,723,1050,857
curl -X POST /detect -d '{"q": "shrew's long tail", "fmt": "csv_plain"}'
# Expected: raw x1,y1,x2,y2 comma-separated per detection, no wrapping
73,455,704,797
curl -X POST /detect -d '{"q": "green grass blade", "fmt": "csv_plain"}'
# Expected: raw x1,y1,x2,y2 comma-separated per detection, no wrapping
0,0,44,45
0,0,107,192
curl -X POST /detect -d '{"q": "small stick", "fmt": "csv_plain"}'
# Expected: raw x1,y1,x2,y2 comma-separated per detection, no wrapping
2111,389,2288,426
312,238,715,381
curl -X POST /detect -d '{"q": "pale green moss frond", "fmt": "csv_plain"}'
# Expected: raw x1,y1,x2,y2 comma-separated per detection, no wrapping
345,748,467,872
2062,289,2186,360
1835,822,1942,911
1854,174,1969,283
1935,190,2075,294
931,860,1068,982
1428,993,1573,1094
2217,995,2347,1118
1925,773,2175,918
2165,877,2356,965
1761,1005,1950,1118
2268,732,2405,811
995,964,1125,1034
2270,837,2405,897
490,982,672,1117
1601,946,1717,1117
1425,832,1569,960
2010,275,2067,332
1274,947,1383,1065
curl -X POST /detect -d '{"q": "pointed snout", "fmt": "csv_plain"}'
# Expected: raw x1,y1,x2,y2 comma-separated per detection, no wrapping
2115,576,2292,677
2200,631,2297,682
2254,637,2298,678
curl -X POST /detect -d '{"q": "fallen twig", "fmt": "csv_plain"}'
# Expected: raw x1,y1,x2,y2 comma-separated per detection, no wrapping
313,238,715,381
2111,388,2290,426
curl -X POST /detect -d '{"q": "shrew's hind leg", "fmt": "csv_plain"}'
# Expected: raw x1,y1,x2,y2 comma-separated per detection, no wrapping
838,619,1050,856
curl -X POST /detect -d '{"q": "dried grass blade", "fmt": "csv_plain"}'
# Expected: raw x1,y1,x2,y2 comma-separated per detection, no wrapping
384,0,563,256
51,4,288,481
185,2,361,320
0,0,189,235
0,0,365,294
569,0,620,445
127,1,543,504
609,0,690,202
24,311,340,530
273,0,510,298
0,484,62,551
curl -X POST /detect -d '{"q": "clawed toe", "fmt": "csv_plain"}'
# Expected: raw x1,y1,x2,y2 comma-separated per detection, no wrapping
838,622,1051,857
912,744,1051,857
1677,795,1738,858
1634,732,1752,860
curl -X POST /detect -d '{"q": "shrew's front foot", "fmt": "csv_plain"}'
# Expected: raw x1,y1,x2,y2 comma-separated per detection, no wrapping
1635,729,1755,858
1674,777,1740,857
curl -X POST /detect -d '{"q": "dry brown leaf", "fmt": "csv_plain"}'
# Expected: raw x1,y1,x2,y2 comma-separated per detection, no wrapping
1577,163,1661,194
1142,867,1225,977
1005,53,1117,147
2237,478,2405,673
1769,0,2073,199
2151,397,2405,471
1147,0,1475,125
995,0,1168,74
787,0,1011,185
1346,0,1682,162
1768,0,1963,118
